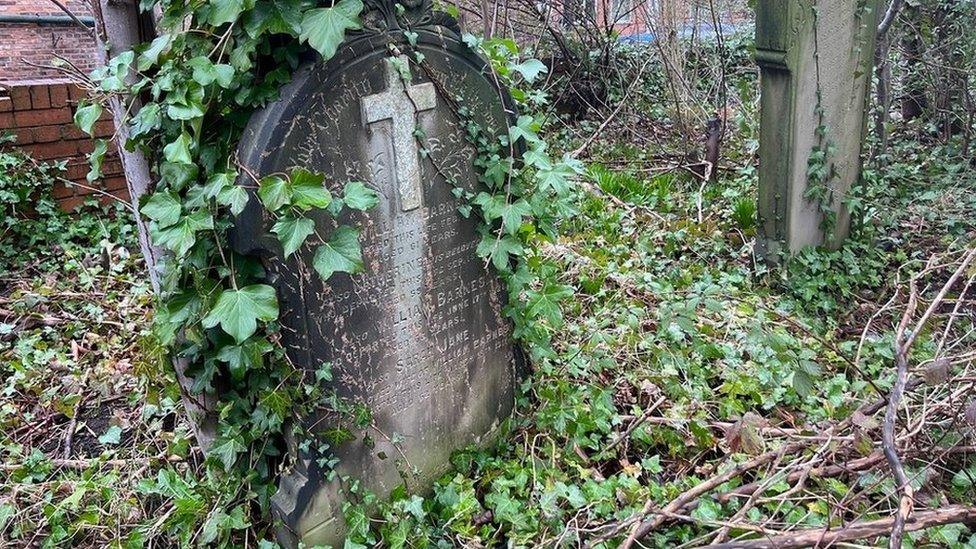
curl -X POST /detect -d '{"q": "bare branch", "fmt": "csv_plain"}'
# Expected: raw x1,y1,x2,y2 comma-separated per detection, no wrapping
710,505,976,549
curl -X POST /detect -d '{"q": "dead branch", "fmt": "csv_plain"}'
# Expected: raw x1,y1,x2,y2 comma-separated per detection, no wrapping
710,505,976,549
594,396,667,460
716,451,886,505
0,454,182,471
572,53,655,158
877,0,905,38
885,248,976,547
613,441,810,548
593,371,929,548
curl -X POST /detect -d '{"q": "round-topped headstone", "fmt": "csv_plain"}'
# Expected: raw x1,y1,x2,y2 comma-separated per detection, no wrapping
232,2,518,545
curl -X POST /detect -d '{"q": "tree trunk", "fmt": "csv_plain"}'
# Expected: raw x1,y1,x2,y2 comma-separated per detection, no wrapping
89,0,161,294
90,0,217,447
704,115,722,181
873,34,891,161
899,5,926,121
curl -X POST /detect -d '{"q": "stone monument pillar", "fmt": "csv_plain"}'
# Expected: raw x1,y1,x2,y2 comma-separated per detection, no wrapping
756,0,881,255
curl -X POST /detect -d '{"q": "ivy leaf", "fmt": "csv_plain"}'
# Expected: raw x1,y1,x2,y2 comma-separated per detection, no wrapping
485,492,524,529
203,284,279,343
160,162,199,192
258,175,290,211
200,506,250,545
482,155,511,188
526,281,572,327
98,425,123,445
512,59,547,83
74,102,102,137
86,139,108,184
246,0,303,36
209,0,245,26
213,64,235,88
189,56,236,88
95,51,134,92
499,200,531,235
163,132,194,165
522,146,551,170
208,434,246,471
217,184,249,215
313,226,363,280
291,169,332,210
152,210,214,257
166,97,206,121
189,56,218,85
299,0,363,61
129,102,161,138
476,233,523,271
272,215,315,258
142,191,182,228
204,171,237,199
216,337,272,381
537,162,577,195
792,360,821,398
508,114,541,145
137,34,172,71
342,180,379,211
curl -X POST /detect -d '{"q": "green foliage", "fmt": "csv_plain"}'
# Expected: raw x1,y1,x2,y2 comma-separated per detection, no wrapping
0,137,133,271
731,196,757,232
300,0,364,59
74,0,379,541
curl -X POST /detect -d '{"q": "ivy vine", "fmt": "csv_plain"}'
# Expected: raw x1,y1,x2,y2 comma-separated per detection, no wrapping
805,0,839,242
805,0,874,244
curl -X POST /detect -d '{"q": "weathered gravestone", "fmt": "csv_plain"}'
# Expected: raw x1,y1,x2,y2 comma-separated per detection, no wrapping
755,0,880,255
232,1,519,545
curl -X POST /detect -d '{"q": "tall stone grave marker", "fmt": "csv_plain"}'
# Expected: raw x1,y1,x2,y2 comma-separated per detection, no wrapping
232,1,518,545
755,0,881,254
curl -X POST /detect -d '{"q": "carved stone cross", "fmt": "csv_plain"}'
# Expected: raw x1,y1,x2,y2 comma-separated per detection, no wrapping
361,56,437,211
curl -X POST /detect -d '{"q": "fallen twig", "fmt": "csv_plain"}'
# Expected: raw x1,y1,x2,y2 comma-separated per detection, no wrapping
0,454,182,472
710,505,976,549
885,248,976,547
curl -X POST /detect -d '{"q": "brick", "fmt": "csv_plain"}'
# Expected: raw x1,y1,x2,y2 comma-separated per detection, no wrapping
68,85,87,101
13,128,33,145
0,97,11,113
13,107,72,126
93,120,115,138
76,139,96,155
0,111,12,128
58,195,85,212
32,125,61,143
101,159,123,176
29,84,50,109
52,181,76,199
26,140,79,160
64,163,88,180
49,84,69,108
10,86,31,110
103,176,128,192
61,124,88,140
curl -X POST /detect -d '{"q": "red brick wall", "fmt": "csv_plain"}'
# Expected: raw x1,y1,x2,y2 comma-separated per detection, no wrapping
0,0,99,80
1,79,127,211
